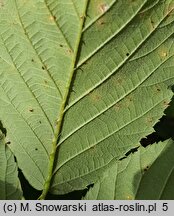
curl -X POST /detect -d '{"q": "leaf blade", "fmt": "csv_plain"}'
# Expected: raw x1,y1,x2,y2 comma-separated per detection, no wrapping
83,139,174,200
0,131,22,200
51,0,174,194
0,0,88,192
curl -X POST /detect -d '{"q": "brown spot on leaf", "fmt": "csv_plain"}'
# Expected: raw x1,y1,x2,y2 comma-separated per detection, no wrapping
97,17,106,26
99,3,108,13
112,74,125,85
42,65,48,70
67,49,73,55
114,103,121,111
89,90,102,102
146,116,153,124
117,78,123,84
127,96,133,102
149,19,156,30
144,165,149,172
155,85,161,93
151,20,154,25
163,101,170,108
139,11,146,18
0,1,4,7
29,108,34,112
6,141,11,145
124,96,133,108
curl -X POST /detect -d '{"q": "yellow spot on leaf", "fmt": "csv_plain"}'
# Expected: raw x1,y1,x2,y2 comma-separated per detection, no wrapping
49,15,56,21
160,51,167,57
126,195,134,200
159,46,168,58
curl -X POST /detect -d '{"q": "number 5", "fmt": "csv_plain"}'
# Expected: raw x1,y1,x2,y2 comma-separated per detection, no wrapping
162,203,168,211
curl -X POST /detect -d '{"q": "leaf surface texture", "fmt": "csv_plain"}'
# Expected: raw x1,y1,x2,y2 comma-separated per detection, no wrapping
83,139,174,200
0,0,174,195
0,131,22,199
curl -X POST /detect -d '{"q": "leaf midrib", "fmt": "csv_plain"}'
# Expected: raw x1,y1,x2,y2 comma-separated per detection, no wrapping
38,0,89,199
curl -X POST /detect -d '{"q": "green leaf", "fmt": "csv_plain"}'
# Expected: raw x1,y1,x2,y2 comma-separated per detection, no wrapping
0,130,22,200
136,139,174,199
83,139,174,200
0,0,88,195
0,0,174,198
51,0,174,194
